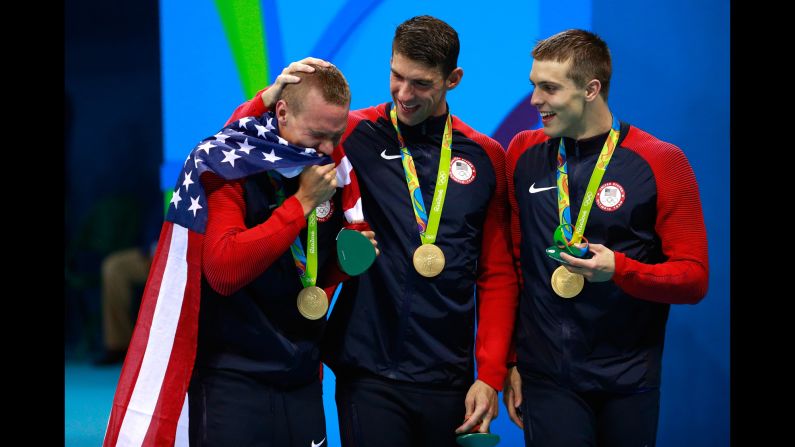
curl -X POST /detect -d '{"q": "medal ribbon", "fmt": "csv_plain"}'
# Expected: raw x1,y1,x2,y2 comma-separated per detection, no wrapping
556,115,621,243
389,104,453,245
269,173,318,288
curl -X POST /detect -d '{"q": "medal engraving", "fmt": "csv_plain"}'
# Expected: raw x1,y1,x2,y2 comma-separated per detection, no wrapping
297,286,329,320
413,244,445,278
550,265,584,298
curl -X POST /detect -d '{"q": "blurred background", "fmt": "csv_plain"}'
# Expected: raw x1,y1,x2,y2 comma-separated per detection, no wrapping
65,0,729,445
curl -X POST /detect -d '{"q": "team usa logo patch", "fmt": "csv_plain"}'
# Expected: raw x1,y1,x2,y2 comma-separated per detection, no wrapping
316,199,334,222
596,182,626,212
449,157,476,184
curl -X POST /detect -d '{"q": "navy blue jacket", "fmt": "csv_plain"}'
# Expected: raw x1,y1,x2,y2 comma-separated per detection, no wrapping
506,123,709,393
196,173,343,386
322,103,517,389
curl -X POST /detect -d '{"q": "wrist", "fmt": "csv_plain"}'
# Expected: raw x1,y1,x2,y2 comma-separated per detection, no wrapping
295,193,315,217
260,91,270,109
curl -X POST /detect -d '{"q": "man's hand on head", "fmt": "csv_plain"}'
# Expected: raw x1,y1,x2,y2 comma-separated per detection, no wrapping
261,57,333,108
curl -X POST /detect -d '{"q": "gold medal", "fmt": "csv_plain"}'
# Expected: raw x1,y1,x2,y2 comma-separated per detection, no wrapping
550,265,584,299
413,244,445,278
297,286,329,320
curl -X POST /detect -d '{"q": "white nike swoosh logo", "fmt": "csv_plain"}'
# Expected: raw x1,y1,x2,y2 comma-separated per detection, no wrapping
380,150,402,160
529,183,556,193
311,438,326,447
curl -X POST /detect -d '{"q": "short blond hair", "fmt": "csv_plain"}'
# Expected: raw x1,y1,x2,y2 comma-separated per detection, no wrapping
281,64,351,113
533,29,612,99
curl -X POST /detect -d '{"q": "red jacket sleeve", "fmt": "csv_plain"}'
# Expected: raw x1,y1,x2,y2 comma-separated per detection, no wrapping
201,171,307,295
225,87,270,126
613,127,709,304
458,121,519,391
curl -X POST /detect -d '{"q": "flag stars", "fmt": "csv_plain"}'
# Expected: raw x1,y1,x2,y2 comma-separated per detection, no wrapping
237,137,255,154
213,132,230,143
265,117,276,131
170,189,182,209
188,196,203,217
221,149,242,167
182,170,194,191
262,149,282,163
197,141,215,154
255,124,268,137
238,117,253,128
277,136,288,145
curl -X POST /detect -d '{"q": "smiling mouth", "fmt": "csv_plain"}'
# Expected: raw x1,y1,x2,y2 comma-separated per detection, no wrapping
398,101,420,113
539,111,556,123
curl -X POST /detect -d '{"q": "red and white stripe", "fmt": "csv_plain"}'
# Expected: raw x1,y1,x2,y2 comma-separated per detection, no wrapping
104,222,201,446
334,149,363,223
105,146,365,446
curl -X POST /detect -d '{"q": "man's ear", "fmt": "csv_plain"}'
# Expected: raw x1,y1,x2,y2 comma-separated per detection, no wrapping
275,99,289,126
446,67,464,91
584,79,602,102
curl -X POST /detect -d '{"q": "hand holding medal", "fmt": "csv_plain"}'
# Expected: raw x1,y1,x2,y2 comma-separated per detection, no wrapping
546,224,589,299
545,223,590,262
294,209,329,320
270,172,330,319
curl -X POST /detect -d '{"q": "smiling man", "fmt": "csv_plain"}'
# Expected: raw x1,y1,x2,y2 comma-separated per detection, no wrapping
227,15,518,447
503,29,709,446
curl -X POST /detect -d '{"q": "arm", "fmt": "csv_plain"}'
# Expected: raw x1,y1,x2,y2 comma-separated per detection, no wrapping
473,140,519,392
562,137,709,304
202,162,338,295
613,144,709,303
225,58,332,126
201,172,307,295
500,131,547,430
225,88,269,126
502,366,524,429
456,136,520,434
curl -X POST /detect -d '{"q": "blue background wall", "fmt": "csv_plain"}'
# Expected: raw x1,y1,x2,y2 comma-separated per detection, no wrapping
65,0,729,445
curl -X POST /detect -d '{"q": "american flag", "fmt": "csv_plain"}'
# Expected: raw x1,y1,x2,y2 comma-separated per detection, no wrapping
103,112,361,446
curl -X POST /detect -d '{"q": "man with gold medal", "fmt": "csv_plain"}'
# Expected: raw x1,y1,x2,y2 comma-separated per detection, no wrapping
227,16,518,447
179,66,378,446
503,30,709,446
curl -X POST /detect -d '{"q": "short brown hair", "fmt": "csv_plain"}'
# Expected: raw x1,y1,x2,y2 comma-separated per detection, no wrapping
392,15,459,78
532,29,612,99
281,63,351,113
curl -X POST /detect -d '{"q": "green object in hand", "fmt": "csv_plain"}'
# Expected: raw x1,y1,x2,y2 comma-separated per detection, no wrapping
336,228,376,276
456,433,500,447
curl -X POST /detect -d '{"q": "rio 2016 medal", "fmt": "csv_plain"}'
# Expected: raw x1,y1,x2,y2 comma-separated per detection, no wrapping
297,286,329,320
413,244,445,278
551,265,584,298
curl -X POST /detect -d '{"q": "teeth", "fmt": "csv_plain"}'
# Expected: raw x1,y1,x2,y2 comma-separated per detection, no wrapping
540,111,555,117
